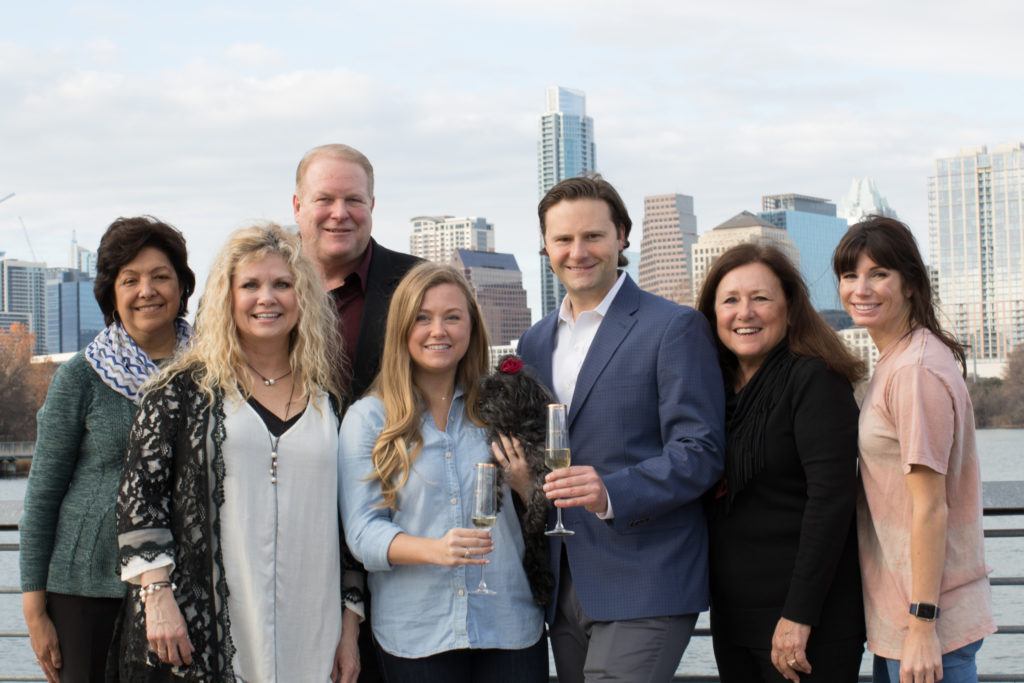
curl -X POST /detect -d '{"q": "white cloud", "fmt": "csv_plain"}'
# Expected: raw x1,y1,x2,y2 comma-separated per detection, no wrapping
3,1,1024,320
224,43,285,68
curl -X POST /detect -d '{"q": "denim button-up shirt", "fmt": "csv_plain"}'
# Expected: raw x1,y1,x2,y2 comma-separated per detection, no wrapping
338,389,543,658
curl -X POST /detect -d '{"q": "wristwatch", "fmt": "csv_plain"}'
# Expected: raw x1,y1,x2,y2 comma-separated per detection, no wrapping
909,603,941,621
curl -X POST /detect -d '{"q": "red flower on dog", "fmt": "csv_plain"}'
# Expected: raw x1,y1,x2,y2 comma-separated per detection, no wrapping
500,357,524,374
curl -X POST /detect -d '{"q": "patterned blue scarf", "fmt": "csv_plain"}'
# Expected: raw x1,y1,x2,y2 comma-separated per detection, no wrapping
84,319,193,404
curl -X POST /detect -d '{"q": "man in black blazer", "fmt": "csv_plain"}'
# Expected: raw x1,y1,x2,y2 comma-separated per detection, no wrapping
293,143,419,683
293,143,420,401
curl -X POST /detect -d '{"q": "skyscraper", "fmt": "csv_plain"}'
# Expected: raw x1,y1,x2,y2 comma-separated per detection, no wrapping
45,269,104,354
538,86,596,316
0,258,47,354
638,194,698,306
928,143,1024,377
410,215,494,263
838,178,899,225
69,231,98,277
451,249,531,346
691,211,800,301
759,193,848,311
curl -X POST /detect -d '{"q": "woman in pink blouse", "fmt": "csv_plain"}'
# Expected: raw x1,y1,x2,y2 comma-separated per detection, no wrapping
833,216,995,683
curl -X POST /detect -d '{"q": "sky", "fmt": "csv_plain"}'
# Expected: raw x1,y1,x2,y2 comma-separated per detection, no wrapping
3,0,1024,321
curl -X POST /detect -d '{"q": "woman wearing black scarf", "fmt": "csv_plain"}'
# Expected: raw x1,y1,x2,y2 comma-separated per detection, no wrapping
696,244,866,682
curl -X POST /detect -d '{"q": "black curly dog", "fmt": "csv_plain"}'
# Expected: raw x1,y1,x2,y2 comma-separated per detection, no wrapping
476,354,556,606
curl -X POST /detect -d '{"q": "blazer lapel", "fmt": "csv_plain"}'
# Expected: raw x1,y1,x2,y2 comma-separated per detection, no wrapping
568,278,639,426
526,314,557,390
352,241,398,394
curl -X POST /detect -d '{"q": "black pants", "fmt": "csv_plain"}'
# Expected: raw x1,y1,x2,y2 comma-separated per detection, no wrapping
377,636,548,683
46,592,122,683
712,632,865,683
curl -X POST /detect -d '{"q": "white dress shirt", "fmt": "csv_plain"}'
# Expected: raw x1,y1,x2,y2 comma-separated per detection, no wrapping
551,272,627,518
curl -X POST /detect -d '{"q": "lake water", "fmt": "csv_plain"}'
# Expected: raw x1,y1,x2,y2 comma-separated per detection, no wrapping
1,429,1022,680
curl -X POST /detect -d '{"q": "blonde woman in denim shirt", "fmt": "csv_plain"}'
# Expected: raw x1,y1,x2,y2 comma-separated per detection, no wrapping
339,263,545,683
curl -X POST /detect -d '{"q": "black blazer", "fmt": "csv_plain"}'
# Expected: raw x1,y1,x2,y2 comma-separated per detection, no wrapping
347,239,421,402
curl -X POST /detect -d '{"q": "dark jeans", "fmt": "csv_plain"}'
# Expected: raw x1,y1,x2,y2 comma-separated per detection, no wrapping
46,592,122,683
377,636,548,683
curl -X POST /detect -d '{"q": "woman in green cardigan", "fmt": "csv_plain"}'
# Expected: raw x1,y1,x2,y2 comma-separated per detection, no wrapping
19,216,195,683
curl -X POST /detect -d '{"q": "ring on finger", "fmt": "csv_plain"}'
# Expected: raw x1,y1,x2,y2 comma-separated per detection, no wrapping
464,547,471,558
787,658,797,666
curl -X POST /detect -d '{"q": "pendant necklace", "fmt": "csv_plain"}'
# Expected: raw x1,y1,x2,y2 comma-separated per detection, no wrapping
268,380,296,485
247,363,292,386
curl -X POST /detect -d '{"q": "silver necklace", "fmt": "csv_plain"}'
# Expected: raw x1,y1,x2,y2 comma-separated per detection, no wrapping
247,363,292,386
267,380,296,485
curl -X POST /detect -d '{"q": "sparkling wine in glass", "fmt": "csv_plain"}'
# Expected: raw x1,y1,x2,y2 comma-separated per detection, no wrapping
544,403,574,536
469,463,497,595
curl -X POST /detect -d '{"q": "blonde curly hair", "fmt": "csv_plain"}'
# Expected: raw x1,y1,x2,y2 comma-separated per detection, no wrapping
155,223,344,410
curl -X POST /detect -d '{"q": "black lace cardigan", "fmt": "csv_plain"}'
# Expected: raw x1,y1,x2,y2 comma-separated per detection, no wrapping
111,369,363,682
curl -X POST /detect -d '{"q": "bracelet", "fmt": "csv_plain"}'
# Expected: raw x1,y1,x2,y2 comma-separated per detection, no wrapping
140,581,177,604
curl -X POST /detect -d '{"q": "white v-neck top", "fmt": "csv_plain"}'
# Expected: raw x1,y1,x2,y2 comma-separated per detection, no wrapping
221,391,342,681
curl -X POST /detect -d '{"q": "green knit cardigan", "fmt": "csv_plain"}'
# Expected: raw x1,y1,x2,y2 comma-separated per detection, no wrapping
19,352,136,597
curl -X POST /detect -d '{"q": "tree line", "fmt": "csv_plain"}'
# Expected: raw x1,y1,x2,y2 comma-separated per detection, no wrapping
0,324,57,441
968,343,1024,428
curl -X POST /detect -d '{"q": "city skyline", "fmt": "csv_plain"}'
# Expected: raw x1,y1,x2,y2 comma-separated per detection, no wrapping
3,1,1024,323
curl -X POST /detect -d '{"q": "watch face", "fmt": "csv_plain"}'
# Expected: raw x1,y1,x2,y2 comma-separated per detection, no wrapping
912,603,939,620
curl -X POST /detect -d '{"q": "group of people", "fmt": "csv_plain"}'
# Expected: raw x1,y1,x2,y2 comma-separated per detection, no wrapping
19,143,993,683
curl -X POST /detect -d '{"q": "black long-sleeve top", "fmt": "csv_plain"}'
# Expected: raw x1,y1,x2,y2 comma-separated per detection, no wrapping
709,355,865,647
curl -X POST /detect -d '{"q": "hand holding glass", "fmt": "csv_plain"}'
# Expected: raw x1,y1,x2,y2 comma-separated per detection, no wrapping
469,463,498,595
544,403,574,536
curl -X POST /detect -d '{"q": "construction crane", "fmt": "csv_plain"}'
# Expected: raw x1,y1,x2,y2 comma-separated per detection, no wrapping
19,217,37,261
0,194,39,261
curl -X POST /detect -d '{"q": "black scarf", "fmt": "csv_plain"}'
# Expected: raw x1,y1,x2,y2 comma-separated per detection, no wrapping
714,339,796,515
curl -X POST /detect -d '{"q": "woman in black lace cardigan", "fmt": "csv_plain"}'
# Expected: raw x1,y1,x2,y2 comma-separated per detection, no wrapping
113,224,363,682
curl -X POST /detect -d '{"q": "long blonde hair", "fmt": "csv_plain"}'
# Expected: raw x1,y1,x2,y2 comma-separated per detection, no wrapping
156,223,343,409
370,262,490,509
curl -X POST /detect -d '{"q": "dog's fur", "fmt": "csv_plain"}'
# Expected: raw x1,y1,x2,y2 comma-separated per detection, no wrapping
476,354,555,606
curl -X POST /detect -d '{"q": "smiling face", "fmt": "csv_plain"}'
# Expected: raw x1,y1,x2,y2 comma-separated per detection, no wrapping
113,246,183,351
407,283,472,383
293,155,374,282
231,252,299,352
714,262,789,386
542,198,625,316
839,251,912,352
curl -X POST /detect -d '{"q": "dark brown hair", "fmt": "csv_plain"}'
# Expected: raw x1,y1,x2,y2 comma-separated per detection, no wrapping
93,216,196,326
832,215,965,374
537,174,631,266
698,242,865,387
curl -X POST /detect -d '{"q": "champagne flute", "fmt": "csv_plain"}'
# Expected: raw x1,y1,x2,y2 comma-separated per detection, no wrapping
469,462,498,595
544,403,575,536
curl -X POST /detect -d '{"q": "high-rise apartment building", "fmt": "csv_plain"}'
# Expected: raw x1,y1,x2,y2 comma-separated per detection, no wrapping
691,211,800,301
538,86,596,316
0,258,47,353
451,249,531,346
638,194,699,306
45,269,103,354
69,231,98,277
928,143,1024,377
410,215,494,263
759,194,848,311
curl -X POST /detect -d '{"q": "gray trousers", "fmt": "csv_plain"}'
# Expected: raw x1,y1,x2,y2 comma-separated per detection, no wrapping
549,553,698,683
